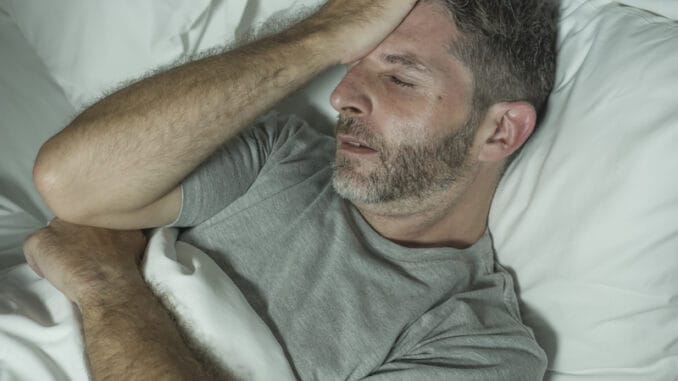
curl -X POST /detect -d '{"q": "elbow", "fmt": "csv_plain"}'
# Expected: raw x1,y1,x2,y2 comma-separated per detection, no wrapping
32,143,90,224
32,143,59,209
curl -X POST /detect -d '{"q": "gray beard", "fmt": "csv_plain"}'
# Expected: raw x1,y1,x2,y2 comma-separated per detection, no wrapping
331,116,475,204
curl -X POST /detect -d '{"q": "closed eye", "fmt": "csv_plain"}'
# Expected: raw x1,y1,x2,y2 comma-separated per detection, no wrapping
390,76,415,88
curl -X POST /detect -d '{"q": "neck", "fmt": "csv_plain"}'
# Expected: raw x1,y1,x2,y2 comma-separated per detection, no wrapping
352,165,499,249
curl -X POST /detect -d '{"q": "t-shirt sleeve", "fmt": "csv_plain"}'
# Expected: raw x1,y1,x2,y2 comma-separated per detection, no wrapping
171,112,313,227
362,269,548,381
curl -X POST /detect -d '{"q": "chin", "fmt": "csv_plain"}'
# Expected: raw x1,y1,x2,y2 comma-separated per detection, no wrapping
331,168,375,204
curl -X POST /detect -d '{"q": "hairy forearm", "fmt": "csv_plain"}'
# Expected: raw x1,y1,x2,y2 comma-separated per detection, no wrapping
80,280,230,380
34,23,336,224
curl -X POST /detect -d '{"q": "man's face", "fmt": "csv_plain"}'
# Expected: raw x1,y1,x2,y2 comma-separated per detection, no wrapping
330,2,476,205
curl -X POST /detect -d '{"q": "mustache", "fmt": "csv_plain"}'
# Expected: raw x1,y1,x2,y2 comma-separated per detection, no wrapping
335,116,379,149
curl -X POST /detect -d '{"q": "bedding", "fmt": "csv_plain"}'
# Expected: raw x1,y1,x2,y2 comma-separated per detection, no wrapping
490,1,678,379
0,8,292,380
0,9,72,269
0,0,335,117
1,0,677,380
0,228,294,381
0,0,212,111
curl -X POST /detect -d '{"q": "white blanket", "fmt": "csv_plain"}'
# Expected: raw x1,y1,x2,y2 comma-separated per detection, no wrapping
0,228,295,381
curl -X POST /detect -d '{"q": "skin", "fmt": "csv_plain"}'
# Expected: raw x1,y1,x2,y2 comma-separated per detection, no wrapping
24,0,537,378
23,220,223,380
330,2,482,247
330,2,535,248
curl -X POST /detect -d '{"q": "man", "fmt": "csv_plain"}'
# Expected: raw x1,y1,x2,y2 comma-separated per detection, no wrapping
24,0,558,379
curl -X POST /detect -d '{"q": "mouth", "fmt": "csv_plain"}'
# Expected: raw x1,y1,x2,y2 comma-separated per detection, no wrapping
337,134,378,154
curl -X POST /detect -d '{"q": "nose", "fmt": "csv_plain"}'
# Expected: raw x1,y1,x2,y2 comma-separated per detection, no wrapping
330,64,373,117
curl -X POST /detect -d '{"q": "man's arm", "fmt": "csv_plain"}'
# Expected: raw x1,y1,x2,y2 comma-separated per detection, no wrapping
22,220,229,380
33,0,417,230
81,279,227,380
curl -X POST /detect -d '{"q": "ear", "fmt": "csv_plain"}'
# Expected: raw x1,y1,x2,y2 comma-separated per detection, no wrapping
476,101,536,163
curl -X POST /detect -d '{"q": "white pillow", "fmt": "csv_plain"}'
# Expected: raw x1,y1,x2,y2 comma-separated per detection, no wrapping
187,0,342,133
490,2,678,380
615,0,678,20
2,0,342,128
0,0,212,111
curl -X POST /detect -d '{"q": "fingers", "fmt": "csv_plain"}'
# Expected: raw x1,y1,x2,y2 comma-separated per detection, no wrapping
303,0,419,64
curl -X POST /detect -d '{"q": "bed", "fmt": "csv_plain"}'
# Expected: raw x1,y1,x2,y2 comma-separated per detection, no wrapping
0,0,676,380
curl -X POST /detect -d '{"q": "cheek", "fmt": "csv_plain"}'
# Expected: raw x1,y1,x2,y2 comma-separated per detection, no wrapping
376,116,432,152
424,92,472,140
440,84,474,125
372,80,471,146
376,94,440,141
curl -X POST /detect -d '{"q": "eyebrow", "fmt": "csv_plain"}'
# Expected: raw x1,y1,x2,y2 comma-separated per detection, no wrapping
381,54,432,74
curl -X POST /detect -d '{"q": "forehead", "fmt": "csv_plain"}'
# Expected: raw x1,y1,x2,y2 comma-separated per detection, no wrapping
377,2,471,82
390,1,457,46
380,1,459,64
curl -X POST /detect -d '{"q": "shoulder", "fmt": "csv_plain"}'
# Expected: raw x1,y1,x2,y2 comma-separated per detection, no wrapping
244,112,335,176
250,111,335,154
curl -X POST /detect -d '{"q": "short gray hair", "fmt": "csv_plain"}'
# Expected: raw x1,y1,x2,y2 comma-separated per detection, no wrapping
431,0,559,128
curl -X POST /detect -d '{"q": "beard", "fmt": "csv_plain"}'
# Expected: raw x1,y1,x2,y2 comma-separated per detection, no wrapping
331,115,476,204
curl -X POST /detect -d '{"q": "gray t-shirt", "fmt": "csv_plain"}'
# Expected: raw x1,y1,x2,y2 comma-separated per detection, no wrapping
174,113,547,380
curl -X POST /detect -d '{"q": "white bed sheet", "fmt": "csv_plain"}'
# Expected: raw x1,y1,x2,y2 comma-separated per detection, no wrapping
0,9,293,379
0,10,70,272
0,228,294,381
0,10,72,225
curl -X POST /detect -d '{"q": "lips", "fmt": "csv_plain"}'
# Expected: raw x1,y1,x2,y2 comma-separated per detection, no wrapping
337,134,376,151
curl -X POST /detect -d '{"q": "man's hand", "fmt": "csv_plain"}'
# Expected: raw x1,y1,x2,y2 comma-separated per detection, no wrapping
32,0,418,231
22,219,147,306
303,0,419,64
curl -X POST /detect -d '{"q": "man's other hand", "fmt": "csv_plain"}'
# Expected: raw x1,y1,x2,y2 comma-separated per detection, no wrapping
303,0,419,64
22,219,147,306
